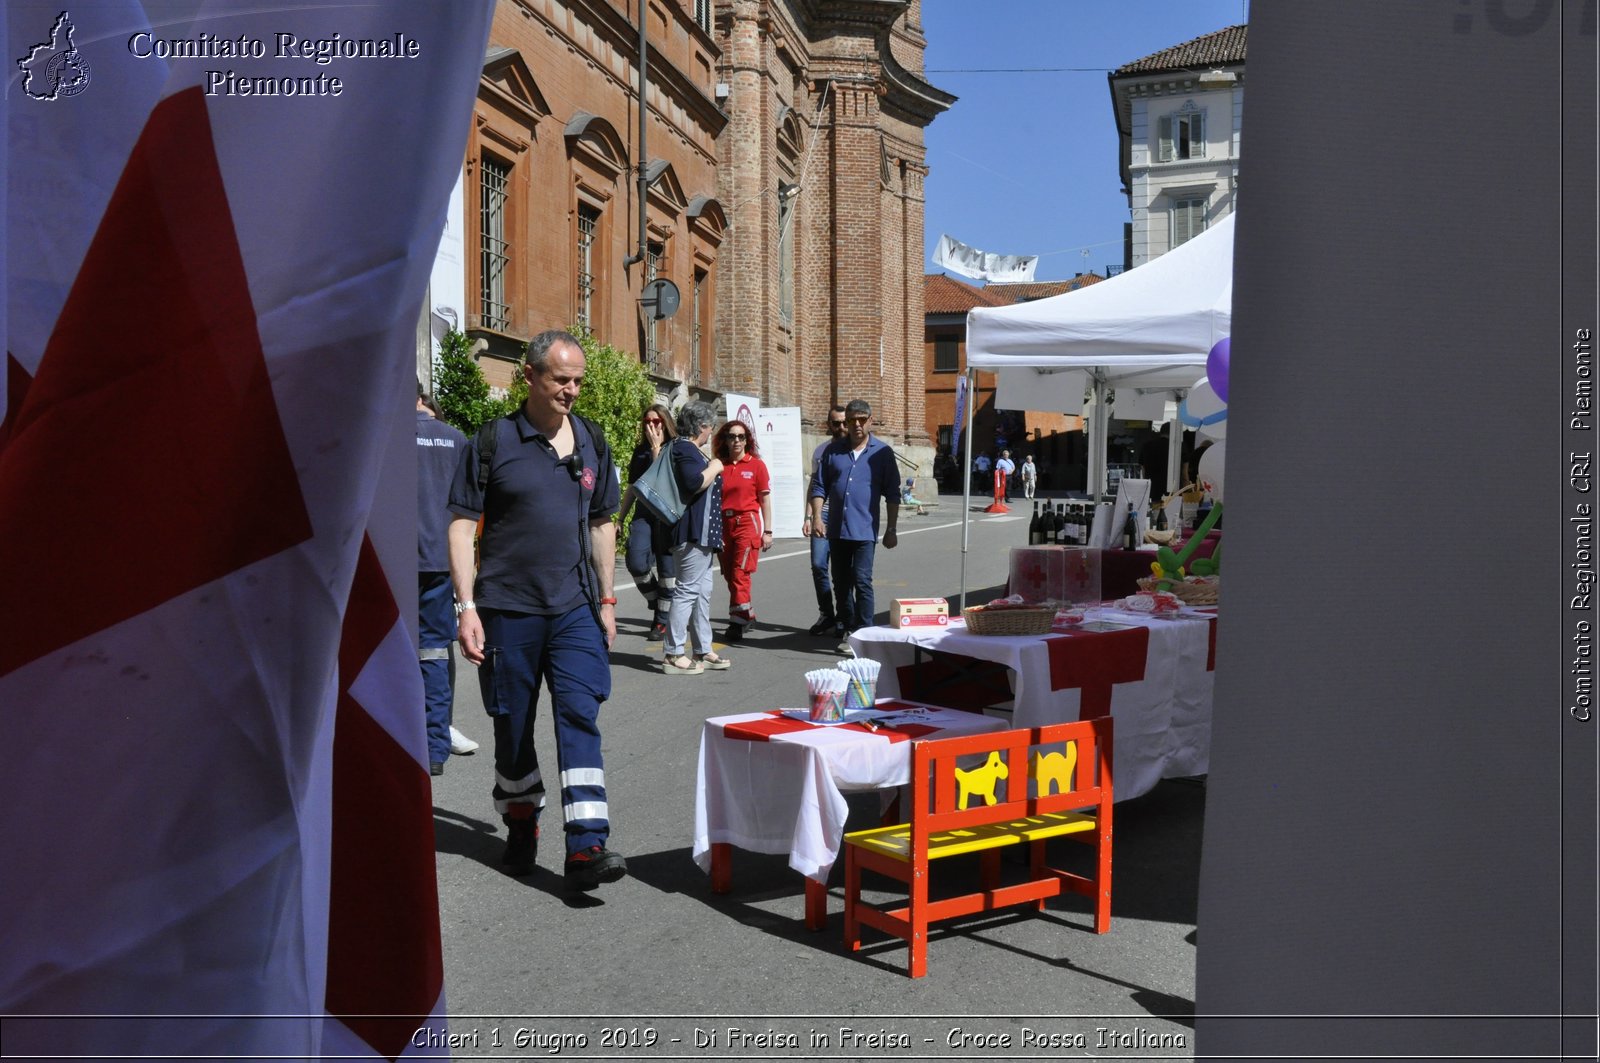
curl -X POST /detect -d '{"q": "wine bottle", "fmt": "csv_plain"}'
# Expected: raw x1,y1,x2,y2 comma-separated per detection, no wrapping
1028,502,1042,545
1123,509,1139,551
1155,506,1168,531
1054,504,1070,545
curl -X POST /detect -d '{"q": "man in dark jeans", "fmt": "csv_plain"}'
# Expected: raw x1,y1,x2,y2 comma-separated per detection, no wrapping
807,399,900,654
801,405,847,637
447,330,626,892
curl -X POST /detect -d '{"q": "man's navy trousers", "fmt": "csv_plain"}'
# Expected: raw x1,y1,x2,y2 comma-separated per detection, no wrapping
477,604,612,856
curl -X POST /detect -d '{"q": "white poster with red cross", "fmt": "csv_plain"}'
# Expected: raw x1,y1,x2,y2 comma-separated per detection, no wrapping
1,1,493,1056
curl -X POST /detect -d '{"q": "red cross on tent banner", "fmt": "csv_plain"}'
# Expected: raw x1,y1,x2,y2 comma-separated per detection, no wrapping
0,2,493,1056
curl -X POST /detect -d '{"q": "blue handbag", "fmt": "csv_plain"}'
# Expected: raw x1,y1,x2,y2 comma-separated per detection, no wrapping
631,444,686,525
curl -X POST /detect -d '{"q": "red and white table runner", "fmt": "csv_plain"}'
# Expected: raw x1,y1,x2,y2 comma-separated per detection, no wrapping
693,702,1006,882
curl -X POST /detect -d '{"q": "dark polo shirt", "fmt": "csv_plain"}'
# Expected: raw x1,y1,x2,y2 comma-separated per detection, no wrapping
448,407,619,616
417,410,466,572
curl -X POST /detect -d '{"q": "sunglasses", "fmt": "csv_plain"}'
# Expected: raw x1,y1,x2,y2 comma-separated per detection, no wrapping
727,433,748,441
644,417,663,425
828,420,846,429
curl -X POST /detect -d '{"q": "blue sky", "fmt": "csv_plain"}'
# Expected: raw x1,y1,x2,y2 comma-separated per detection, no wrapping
921,0,1248,282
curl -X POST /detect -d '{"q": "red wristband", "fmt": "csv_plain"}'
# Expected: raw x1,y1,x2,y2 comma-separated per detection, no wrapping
599,597,618,605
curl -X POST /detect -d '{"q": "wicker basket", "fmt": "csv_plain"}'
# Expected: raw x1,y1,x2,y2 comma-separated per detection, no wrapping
1136,576,1220,605
962,605,1057,636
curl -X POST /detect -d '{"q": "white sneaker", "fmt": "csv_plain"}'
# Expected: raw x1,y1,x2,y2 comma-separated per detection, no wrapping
449,726,479,755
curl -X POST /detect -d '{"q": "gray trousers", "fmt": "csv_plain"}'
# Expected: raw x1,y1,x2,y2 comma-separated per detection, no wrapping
666,542,715,657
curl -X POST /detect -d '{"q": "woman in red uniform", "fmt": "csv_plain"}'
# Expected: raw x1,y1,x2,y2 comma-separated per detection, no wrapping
712,419,772,642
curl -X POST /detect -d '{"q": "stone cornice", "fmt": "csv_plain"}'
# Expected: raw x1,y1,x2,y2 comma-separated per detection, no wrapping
879,43,954,126
788,0,951,127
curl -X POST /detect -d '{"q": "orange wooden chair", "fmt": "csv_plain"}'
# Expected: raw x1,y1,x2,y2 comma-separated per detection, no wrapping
842,718,1113,978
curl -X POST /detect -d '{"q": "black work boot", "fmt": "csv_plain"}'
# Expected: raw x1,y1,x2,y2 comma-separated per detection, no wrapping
502,819,539,876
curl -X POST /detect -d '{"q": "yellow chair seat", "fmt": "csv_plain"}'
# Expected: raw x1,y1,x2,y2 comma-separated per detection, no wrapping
846,810,1097,861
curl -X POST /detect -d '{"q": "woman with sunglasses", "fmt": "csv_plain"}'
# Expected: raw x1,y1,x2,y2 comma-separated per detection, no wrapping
616,403,678,640
711,419,772,641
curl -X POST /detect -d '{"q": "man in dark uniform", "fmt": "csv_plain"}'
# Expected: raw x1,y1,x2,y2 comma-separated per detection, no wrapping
447,330,626,891
417,386,471,776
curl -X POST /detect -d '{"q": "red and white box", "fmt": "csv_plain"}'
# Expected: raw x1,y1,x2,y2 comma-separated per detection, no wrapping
891,597,950,628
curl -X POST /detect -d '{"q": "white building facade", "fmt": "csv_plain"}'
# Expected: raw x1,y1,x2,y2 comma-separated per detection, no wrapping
1109,25,1245,269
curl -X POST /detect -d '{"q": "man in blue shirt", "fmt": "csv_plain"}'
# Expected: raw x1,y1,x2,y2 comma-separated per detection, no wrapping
801,405,847,638
447,330,626,891
807,398,900,654
995,449,1016,501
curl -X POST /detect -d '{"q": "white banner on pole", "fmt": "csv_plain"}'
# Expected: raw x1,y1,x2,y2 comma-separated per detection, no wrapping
756,407,805,538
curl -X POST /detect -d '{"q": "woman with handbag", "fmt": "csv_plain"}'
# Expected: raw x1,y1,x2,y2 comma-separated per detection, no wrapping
662,401,728,675
712,419,772,642
616,404,677,641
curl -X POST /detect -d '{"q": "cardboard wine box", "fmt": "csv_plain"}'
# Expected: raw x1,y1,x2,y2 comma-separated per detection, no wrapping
890,597,950,628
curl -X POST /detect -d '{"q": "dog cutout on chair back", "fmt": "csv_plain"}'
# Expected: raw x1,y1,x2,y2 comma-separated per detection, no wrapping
1032,744,1078,797
954,750,1008,807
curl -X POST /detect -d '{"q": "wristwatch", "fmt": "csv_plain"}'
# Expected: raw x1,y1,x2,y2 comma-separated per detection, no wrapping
454,600,476,616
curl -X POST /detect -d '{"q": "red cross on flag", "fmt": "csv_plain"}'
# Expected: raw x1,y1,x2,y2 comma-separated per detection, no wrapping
1,2,492,1057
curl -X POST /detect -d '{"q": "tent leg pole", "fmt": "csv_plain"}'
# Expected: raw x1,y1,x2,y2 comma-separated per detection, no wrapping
1090,375,1108,498
1167,400,1185,496
959,368,975,611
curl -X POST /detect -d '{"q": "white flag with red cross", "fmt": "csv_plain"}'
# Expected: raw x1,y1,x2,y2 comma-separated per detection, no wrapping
2,2,492,1056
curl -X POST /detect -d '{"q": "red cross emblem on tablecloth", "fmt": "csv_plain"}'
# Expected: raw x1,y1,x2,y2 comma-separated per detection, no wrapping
1045,626,1151,719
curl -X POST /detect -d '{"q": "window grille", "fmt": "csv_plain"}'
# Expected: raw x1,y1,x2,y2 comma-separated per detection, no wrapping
694,0,712,33
479,157,511,331
576,205,599,331
644,241,665,373
691,270,705,384
777,191,794,323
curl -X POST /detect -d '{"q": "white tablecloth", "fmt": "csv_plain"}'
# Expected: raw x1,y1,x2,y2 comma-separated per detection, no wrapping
849,606,1217,801
692,702,1006,882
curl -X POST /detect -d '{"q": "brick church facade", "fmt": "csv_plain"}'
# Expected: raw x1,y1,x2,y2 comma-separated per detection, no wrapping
451,0,950,461
460,0,728,393
711,0,952,447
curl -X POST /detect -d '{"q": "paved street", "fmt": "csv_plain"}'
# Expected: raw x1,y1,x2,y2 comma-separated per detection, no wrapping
428,496,1202,1058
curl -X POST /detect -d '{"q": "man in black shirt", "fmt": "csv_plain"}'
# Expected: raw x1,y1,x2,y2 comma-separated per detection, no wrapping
447,330,625,891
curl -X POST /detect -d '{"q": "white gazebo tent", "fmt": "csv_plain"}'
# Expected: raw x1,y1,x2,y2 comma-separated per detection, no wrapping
953,213,1234,604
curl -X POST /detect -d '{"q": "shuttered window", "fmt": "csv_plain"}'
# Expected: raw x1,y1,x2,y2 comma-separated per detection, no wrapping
934,337,959,373
1171,196,1207,248
1157,109,1205,162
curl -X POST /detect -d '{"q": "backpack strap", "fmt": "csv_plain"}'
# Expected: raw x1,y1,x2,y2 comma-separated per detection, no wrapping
569,412,608,468
473,417,504,496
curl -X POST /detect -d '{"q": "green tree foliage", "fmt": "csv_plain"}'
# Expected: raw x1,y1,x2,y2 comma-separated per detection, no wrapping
568,326,656,476
570,327,656,553
434,328,520,435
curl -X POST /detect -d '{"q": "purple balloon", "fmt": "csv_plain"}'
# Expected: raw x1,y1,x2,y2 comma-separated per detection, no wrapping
1207,337,1231,404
